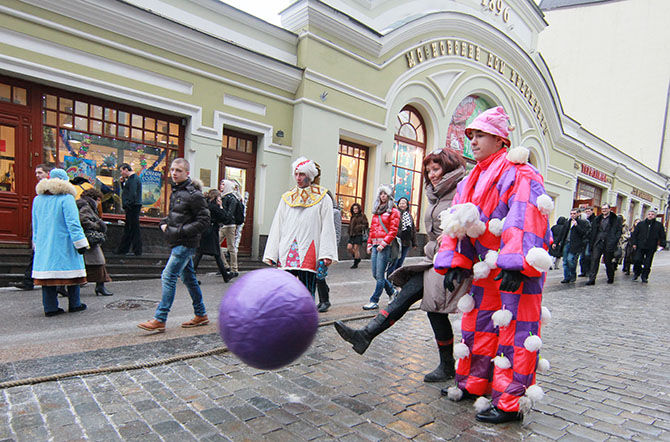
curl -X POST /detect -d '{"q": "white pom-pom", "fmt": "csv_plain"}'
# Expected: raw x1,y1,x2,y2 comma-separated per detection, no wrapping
526,385,545,402
536,194,554,216
446,386,463,401
472,261,491,280
455,203,480,226
484,250,499,269
474,396,491,413
541,306,552,324
453,342,470,359
526,247,552,273
524,335,543,352
537,357,550,373
457,294,475,313
492,308,513,328
506,146,530,164
488,218,504,236
493,355,511,369
439,210,454,232
466,220,486,238
454,359,459,371
518,396,532,415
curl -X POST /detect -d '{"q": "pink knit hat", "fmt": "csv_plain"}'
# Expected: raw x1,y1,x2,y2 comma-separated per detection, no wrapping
464,106,513,146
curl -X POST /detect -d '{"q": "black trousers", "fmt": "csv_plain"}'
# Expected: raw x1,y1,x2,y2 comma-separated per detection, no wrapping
193,252,228,276
589,241,615,282
117,205,142,255
633,248,656,280
22,250,35,286
579,243,591,275
288,270,317,297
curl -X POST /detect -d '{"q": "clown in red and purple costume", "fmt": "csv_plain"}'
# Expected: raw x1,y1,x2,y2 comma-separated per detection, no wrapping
434,106,553,424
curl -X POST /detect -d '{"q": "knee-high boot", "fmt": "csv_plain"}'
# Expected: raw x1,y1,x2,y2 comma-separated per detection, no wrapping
423,338,455,382
334,312,390,354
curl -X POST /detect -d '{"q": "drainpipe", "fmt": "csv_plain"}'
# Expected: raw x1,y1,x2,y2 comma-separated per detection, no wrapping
658,80,670,173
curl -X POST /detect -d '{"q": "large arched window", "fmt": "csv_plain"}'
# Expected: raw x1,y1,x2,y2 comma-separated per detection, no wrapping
446,95,492,163
392,105,426,226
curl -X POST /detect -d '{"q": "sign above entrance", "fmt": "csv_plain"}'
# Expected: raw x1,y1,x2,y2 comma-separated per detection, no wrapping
631,187,654,202
404,39,548,135
580,163,609,183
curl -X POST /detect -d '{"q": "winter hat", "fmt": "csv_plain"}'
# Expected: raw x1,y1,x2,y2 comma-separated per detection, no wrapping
464,106,514,147
50,168,69,181
292,156,319,183
220,179,235,196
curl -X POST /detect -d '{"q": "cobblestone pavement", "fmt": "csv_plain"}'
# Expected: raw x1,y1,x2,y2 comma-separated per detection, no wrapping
1,254,669,440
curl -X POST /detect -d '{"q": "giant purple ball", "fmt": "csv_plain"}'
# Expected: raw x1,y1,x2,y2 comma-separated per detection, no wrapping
218,268,318,370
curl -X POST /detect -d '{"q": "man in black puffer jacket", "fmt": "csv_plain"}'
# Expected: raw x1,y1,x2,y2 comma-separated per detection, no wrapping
630,208,666,283
138,158,211,333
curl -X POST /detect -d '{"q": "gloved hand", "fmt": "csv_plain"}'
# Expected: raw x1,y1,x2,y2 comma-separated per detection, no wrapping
494,270,524,292
77,247,88,255
443,268,471,292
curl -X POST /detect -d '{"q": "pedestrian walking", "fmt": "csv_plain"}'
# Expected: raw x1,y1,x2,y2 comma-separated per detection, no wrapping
631,209,666,283
137,158,211,332
262,156,338,297
435,106,553,423
76,188,113,296
31,168,89,317
615,215,629,269
231,179,246,252
14,163,53,291
115,163,143,256
556,209,590,283
334,148,471,383
622,218,640,275
219,179,241,277
361,185,400,310
315,190,342,313
346,203,368,268
193,189,233,283
386,197,417,274
549,216,566,270
578,206,595,276
586,203,621,285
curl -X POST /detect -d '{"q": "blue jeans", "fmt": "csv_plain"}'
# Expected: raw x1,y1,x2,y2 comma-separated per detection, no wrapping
370,245,394,303
562,247,578,282
42,285,82,313
155,245,206,322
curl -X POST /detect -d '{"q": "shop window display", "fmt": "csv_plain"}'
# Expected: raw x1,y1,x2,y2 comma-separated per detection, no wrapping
446,95,492,161
336,141,367,221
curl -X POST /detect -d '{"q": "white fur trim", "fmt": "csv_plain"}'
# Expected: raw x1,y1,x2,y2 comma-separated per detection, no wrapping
457,294,475,313
488,218,504,236
453,342,470,359
537,357,551,373
526,385,544,402
524,335,543,352
466,220,486,238
484,250,499,269
292,156,319,182
36,177,77,196
377,184,394,199
518,396,533,415
446,386,463,401
506,146,530,164
541,306,552,324
493,355,511,369
492,308,513,328
526,247,552,273
472,261,491,280
474,397,491,413
536,194,554,216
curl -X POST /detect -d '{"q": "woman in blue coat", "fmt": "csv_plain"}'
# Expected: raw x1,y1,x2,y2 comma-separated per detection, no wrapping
32,168,89,317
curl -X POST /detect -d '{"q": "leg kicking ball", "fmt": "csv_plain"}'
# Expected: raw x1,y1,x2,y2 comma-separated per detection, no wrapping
218,268,319,370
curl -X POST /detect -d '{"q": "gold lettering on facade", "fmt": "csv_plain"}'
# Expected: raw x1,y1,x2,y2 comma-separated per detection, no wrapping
487,53,494,68
431,42,438,57
454,41,459,55
461,42,467,57
406,52,416,68
425,45,431,59
447,40,453,55
416,48,424,63
475,46,481,61
481,0,511,23
440,41,446,55
468,44,474,58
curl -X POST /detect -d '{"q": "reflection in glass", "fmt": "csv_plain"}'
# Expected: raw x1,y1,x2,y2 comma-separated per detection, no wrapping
13,87,27,105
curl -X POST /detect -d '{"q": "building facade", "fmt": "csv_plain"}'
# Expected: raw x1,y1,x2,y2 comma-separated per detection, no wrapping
0,0,667,256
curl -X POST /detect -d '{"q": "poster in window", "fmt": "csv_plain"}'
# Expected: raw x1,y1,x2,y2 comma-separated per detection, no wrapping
139,169,162,207
64,155,96,183
446,95,491,160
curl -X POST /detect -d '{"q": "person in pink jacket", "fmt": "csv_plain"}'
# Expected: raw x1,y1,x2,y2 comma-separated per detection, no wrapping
362,185,400,310
435,106,553,424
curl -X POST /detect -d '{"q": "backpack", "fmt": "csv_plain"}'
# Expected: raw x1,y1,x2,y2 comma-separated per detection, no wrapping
233,198,245,225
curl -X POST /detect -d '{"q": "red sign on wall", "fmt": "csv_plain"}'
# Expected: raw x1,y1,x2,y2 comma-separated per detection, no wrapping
581,164,608,183
0,140,5,152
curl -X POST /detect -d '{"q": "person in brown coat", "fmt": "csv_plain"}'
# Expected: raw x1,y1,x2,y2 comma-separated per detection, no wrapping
347,203,368,268
77,188,113,296
334,148,472,382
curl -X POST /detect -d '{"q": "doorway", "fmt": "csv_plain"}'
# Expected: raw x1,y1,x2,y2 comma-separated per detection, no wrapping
219,130,256,255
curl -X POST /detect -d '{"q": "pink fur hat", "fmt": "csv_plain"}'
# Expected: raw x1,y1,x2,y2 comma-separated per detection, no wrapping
465,106,513,146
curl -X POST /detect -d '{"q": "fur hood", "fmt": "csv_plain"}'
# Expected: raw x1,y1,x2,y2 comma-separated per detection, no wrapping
36,178,77,196
373,184,395,215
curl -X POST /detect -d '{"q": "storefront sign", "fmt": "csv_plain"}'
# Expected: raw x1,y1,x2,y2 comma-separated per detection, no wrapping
580,164,608,183
404,39,549,134
631,187,654,202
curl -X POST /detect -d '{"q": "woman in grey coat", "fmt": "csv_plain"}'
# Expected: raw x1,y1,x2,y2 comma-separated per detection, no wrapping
77,188,113,296
334,148,471,382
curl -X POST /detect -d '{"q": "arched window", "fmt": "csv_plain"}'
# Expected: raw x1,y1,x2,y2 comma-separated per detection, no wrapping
446,95,492,163
392,105,426,225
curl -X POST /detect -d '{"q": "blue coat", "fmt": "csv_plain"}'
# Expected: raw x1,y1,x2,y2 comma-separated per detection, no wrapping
32,178,89,280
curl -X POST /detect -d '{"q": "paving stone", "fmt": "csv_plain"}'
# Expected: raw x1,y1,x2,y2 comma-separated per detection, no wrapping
523,421,567,440
386,419,421,439
564,424,609,441
151,419,184,435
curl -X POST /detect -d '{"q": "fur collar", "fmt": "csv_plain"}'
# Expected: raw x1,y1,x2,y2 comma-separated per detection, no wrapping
36,178,76,197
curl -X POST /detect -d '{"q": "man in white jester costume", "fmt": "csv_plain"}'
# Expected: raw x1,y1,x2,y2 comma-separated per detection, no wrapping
263,156,338,296
434,106,553,423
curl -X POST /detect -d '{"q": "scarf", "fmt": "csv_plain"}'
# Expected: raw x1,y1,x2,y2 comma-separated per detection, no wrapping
400,210,412,231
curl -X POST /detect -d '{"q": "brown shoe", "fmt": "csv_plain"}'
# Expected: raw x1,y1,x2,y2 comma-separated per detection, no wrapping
137,319,165,332
181,315,209,328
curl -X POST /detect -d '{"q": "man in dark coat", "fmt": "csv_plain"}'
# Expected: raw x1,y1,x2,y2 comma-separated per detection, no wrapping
630,209,666,283
138,158,211,332
578,206,595,276
586,204,622,285
116,163,143,256
557,208,591,283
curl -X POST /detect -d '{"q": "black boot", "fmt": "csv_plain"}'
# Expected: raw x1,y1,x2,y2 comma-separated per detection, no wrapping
95,283,113,296
424,339,455,382
351,258,361,269
334,313,390,354
317,280,331,313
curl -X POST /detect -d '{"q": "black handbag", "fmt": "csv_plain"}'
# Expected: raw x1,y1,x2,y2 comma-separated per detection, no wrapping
85,230,106,246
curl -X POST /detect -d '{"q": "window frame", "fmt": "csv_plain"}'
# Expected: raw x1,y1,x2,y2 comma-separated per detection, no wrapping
336,140,368,223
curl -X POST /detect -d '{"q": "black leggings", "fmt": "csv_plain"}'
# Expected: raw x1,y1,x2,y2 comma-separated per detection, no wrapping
193,252,228,276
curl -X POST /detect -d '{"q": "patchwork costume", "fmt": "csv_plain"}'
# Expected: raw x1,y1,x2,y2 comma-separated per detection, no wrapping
435,107,553,418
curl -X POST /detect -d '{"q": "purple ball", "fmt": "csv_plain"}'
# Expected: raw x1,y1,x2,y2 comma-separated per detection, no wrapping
218,268,318,370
